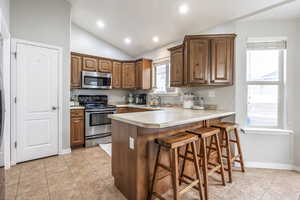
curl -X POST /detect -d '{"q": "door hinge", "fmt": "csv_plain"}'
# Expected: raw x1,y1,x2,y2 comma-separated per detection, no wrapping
14,97,17,104
14,141,17,148
12,52,17,59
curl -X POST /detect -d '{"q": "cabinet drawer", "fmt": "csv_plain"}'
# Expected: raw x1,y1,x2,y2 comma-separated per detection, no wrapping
71,109,84,118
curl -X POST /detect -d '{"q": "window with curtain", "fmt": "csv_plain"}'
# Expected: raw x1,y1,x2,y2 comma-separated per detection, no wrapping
246,39,286,128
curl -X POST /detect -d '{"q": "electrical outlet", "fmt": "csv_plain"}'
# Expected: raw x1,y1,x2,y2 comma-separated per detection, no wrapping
208,90,216,98
129,137,135,149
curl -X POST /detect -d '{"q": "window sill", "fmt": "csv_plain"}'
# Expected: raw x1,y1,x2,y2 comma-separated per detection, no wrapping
242,127,294,136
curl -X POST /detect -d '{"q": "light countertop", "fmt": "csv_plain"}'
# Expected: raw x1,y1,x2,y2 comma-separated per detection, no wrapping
70,106,85,110
109,107,235,128
114,104,162,110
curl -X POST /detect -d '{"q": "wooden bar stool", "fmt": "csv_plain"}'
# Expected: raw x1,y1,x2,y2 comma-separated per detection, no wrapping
211,122,245,183
148,132,205,200
183,127,226,200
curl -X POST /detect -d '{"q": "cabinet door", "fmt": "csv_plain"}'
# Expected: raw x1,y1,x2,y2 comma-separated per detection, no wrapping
122,63,136,89
71,55,82,88
188,39,209,84
135,61,142,89
170,47,183,87
112,61,122,88
211,38,234,85
70,117,84,147
99,59,112,73
82,57,98,71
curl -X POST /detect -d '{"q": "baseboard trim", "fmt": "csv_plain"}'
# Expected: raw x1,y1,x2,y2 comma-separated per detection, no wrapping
236,161,294,170
59,148,71,155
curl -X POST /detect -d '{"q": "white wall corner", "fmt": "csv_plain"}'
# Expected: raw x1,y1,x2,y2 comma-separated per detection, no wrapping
59,148,71,155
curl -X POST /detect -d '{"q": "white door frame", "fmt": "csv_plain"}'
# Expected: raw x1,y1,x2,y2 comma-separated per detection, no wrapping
10,39,63,165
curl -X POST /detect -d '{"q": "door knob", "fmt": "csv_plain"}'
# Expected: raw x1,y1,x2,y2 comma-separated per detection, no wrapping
52,106,58,110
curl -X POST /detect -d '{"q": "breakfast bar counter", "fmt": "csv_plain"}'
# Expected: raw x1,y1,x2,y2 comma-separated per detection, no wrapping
109,108,235,200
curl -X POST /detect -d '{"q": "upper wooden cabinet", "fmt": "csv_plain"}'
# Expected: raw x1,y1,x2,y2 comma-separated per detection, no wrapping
71,54,82,88
70,52,152,90
112,61,122,89
99,59,112,73
169,45,184,87
122,62,136,89
169,34,236,87
82,56,98,71
185,38,209,85
210,37,234,85
135,59,152,90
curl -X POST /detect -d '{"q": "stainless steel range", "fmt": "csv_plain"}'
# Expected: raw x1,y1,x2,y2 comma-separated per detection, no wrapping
78,95,116,147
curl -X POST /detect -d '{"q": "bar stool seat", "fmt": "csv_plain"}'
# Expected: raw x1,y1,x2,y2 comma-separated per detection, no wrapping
211,122,245,183
148,132,205,200
182,127,226,200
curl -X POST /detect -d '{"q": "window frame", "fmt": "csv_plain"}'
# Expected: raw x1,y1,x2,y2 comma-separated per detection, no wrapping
245,48,285,129
151,59,178,96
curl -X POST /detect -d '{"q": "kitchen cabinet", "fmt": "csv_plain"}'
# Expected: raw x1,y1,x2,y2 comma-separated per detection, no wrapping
112,61,122,89
169,34,236,87
135,59,152,90
116,107,153,113
168,45,184,87
71,54,82,88
70,109,85,148
210,37,234,85
83,56,98,71
99,59,112,73
185,38,210,84
122,62,136,89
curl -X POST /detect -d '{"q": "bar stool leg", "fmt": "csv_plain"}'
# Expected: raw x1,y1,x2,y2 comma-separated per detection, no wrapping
148,146,161,200
215,134,226,186
224,130,233,183
170,148,180,200
191,141,205,200
234,128,245,172
179,143,189,185
201,138,208,200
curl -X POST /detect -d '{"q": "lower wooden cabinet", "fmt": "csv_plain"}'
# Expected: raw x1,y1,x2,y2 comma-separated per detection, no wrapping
116,107,153,113
70,109,85,148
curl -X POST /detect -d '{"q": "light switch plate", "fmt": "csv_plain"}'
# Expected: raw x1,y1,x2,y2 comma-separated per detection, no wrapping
208,90,216,98
129,137,135,149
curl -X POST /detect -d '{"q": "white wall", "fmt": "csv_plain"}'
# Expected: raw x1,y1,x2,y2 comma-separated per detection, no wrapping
71,23,132,103
0,0,9,29
71,23,132,60
139,19,298,169
235,19,297,168
294,18,300,168
10,0,71,151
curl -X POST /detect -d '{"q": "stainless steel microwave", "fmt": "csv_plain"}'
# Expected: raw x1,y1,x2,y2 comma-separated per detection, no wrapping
81,71,112,89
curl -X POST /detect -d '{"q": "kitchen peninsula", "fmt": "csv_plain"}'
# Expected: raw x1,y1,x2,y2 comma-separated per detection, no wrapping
109,108,235,200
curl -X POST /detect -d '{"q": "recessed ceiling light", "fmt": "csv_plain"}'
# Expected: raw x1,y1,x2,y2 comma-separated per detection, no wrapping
97,20,105,28
152,36,159,43
124,37,131,44
179,4,189,15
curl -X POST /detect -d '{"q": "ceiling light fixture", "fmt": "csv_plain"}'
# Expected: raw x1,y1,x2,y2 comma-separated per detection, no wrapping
179,4,189,15
97,20,105,28
152,36,159,43
124,37,131,44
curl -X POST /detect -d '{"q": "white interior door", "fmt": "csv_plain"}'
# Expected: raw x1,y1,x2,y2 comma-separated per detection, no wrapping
16,42,59,163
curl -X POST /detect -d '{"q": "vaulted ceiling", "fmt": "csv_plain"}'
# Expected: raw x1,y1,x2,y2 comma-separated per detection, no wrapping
67,0,292,57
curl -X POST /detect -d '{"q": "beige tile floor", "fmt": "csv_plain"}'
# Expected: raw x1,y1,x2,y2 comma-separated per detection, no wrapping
4,147,300,200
